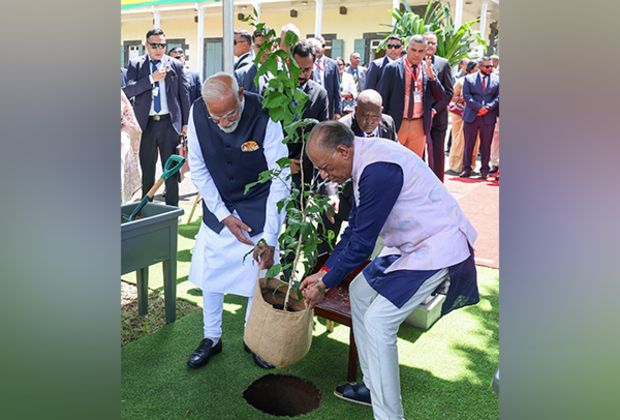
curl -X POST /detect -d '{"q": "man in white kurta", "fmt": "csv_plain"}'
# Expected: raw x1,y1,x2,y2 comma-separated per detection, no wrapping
301,121,479,420
186,73,289,369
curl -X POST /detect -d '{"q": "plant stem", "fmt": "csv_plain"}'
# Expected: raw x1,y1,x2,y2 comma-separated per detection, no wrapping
283,126,306,312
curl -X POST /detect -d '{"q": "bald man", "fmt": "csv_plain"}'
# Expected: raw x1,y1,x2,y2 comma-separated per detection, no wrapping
318,89,398,255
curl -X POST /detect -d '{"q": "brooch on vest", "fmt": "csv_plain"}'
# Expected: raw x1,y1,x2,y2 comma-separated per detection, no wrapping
241,141,259,152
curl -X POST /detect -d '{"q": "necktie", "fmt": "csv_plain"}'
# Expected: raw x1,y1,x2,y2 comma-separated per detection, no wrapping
407,64,417,119
482,75,487,93
151,60,161,113
367,133,375,138
353,67,360,93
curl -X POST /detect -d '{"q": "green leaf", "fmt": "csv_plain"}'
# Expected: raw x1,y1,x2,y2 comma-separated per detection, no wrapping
266,263,282,278
276,157,292,168
263,91,289,108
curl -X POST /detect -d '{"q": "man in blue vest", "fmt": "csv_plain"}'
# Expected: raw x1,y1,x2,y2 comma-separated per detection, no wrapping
185,73,290,369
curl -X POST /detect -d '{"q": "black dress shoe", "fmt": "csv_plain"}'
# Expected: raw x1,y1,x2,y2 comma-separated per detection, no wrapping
459,170,472,178
334,382,372,406
187,338,222,368
489,165,499,175
479,172,488,180
244,342,275,369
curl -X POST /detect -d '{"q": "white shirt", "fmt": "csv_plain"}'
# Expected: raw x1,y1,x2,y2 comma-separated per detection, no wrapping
341,72,357,98
147,56,170,116
314,57,325,87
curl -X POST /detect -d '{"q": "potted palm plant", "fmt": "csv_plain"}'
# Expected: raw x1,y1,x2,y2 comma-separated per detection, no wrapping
378,1,486,66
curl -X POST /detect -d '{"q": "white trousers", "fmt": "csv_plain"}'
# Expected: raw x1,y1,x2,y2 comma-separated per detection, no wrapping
350,268,449,420
202,292,254,340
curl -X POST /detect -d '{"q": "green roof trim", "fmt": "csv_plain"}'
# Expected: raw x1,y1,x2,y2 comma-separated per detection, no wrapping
121,0,220,11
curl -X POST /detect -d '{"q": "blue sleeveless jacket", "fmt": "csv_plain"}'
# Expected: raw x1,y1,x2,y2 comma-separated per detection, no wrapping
192,92,271,236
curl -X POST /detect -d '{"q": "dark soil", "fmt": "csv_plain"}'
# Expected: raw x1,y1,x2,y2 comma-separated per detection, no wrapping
261,284,305,312
243,374,322,417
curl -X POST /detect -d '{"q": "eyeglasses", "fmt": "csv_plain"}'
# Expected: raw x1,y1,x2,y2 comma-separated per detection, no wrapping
234,39,247,45
208,104,240,123
387,44,402,49
427,41,437,46
149,43,166,49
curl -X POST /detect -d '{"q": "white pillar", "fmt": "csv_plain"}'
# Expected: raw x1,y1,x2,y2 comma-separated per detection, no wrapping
196,5,205,78
222,0,235,74
314,0,324,37
478,0,489,56
252,1,261,23
455,0,464,29
392,0,400,25
151,6,161,28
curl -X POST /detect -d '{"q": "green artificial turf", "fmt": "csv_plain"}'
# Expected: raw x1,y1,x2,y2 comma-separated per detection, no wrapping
122,203,499,419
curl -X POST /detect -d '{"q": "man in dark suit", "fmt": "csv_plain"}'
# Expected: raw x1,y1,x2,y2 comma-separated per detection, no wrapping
168,47,202,105
318,89,399,254
123,28,190,207
310,36,342,120
366,34,403,91
234,30,253,71
289,40,329,189
345,52,367,99
424,31,455,183
379,34,445,159
235,27,273,97
460,57,499,179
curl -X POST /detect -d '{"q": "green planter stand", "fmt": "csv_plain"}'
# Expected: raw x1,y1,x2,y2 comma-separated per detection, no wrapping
121,202,184,324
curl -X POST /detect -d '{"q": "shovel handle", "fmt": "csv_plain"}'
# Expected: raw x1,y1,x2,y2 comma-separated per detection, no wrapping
145,177,165,200
161,154,186,181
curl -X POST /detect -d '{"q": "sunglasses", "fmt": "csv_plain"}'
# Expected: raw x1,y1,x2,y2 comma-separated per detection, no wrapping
481,64,494,68
387,44,402,49
149,43,166,49
234,39,247,45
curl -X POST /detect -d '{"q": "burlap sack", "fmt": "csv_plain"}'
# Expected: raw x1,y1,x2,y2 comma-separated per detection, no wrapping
244,277,314,369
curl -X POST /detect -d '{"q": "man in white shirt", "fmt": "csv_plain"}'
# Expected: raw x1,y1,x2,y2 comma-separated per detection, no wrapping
185,73,290,370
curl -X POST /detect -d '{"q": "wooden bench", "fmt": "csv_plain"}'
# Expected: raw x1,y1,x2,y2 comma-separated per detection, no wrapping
310,255,370,382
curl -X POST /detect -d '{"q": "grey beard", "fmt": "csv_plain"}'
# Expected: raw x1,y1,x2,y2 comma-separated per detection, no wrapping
217,118,240,133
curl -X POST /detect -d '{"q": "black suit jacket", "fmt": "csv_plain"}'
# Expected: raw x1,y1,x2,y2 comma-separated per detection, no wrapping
123,54,190,135
235,63,272,97
430,55,455,128
186,69,202,105
365,56,390,91
314,57,342,118
288,80,329,186
338,113,398,141
378,57,445,135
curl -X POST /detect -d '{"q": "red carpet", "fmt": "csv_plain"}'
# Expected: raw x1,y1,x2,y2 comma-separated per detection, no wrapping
445,175,499,269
